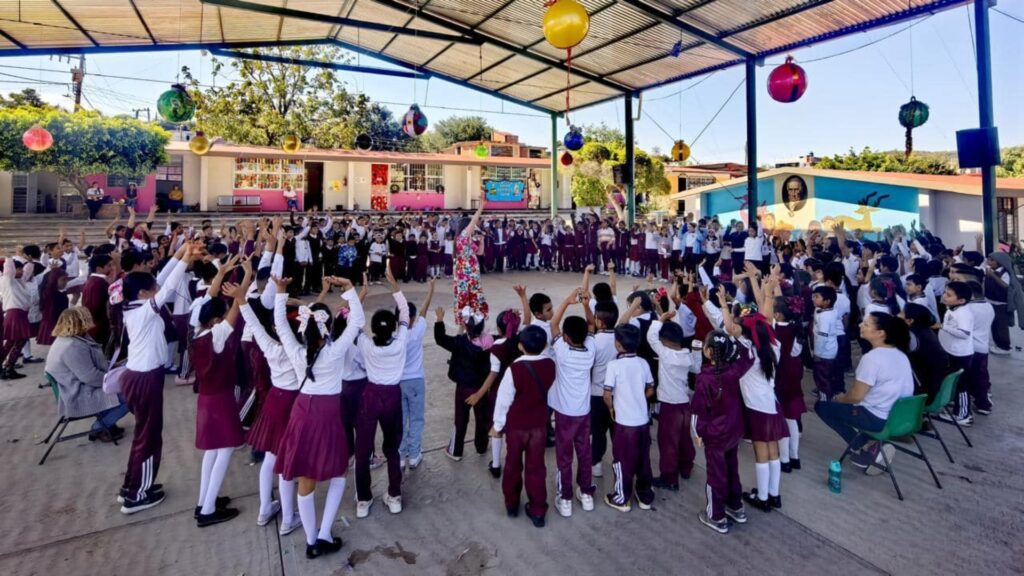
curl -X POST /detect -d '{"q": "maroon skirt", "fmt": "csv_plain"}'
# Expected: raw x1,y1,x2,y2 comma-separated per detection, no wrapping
275,393,349,482
776,358,807,419
247,386,300,454
2,309,31,341
196,390,246,450
744,405,789,443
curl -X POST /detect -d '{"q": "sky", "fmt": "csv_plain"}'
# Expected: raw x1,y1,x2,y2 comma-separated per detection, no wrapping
0,2,1021,167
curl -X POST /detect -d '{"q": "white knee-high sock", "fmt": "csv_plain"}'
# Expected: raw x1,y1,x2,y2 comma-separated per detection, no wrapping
22,341,31,357
279,473,296,524
198,450,217,507
786,419,800,459
768,459,781,497
778,436,790,464
200,447,234,514
297,491,318,546
490,437,502,468
755,462,769,500
259,453,276,516
318,477,346,542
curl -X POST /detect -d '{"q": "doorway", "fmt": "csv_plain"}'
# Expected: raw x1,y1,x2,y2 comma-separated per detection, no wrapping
305,162,324,211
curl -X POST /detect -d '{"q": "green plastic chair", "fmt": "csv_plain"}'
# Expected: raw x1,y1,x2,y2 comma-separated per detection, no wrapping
918,369,972,463
38,372,117,466
838,394,941,501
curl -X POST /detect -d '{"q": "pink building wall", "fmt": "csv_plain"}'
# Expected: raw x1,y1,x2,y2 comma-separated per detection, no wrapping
232,189,301,212
85,173,158,212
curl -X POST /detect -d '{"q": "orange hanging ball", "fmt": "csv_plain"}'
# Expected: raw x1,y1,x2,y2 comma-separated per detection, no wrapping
543,0,590,50
22,124,53,152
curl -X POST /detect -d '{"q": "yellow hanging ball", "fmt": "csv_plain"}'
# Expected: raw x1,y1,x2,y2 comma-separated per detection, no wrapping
189,131,211,155
671,140,691,162
282,134,301,153
543,0,590,50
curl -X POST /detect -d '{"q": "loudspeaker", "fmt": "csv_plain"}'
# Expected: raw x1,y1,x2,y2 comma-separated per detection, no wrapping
612,164,632,186
956,127,1001,168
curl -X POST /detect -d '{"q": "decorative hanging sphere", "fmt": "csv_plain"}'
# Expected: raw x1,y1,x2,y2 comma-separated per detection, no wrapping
563,125,584,151
671,140,691,162
767,56,808,103
156,83,196,123
898,96,929,129
189,130,211,155
474,143,489,159
543,0,590,50
401,104,428,137
560,151,574,166
282,134,301,154
22,124,53,152
355,133,373,151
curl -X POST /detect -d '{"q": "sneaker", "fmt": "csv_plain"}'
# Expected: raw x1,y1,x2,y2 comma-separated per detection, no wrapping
652,477,679,491
698,511,730,534
850,444,878,469
383,494,403,514
742,490,772,513
356,499,373,519
506,505,519,518
525,511,545,528
369,454,386,469
488,464,501,479
118,484,163,504
575,488,594,512
197,507,241,527
88,428,125,443
936,412,973,427
407,453,423,469
865,444,896,477
790,458,801,470
603,494,631,513
193,496,232,520
591,462,603,478
257,501,281,526
556,498,573,517
278,517,302,536
989,344,1010,355
636,497,653,511
975,407,992,416
163,365,179,374
120,490,166,515
724,505,748,524
306,537,343,559
443,449,462,462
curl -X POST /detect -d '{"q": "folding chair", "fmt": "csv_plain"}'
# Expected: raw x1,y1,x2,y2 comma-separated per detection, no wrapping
38,372,118,466
918,370,971,463
838,395,941,501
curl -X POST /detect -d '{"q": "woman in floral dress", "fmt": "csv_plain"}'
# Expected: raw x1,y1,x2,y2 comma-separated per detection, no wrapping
454,190,488,325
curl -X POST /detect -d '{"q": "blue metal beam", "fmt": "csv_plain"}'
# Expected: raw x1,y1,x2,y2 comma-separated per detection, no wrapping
0,27,26,50
745,58,757,225
0,37,333,58
494,67,548,92
529,80,590,104
975,0,997,254
380,0,436,53
207,47,427,79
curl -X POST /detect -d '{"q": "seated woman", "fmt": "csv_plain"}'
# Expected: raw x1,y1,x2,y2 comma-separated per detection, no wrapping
44,307,129,442
814,312,914,472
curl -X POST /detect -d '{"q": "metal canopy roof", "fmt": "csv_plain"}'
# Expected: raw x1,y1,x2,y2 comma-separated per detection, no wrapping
0,0,971,114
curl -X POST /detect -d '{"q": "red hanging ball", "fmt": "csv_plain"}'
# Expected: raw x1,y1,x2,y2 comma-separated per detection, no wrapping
560,151,574,166
767,56,807,103
22,124,54,152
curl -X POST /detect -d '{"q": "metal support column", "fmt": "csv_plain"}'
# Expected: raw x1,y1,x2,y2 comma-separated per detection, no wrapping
550,113,559,219
975,0,997,254
625,95,636,226
745,58,758,225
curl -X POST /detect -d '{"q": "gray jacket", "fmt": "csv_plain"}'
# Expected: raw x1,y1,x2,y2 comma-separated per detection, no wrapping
45,336,121,418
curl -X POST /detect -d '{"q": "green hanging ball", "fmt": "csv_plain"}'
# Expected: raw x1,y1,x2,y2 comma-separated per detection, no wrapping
474,144,489,159
898,96,929,129
157,84,196,123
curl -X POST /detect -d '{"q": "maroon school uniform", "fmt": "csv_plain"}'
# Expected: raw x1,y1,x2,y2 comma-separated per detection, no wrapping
82,275,111,346
502,357,556,518
388,238,405,281
414,242,429,281
773,322,807,419
36,269,69,346
193,328,245,450
247,386,299,454
428,240,442,268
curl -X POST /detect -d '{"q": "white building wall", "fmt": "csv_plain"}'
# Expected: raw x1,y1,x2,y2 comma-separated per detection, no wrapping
181,153,202,207
0,172,11,216
322,160,347,209
444,165,467,209
929,189,984,249
351,163,373,210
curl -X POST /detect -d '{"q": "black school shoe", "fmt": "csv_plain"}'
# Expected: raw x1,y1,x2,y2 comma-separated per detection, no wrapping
525,511,545,528
742,490,772,513
506,504,519,518
781,461,793,474
196,506,241,528
306,537,344,559
0,369,26,380
652,477,679,491
488,464,502,479
769,495,782,509
790,458,801,470
193,496,232,520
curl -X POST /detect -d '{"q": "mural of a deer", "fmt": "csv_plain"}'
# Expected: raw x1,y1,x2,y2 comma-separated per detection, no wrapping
822,192,890,232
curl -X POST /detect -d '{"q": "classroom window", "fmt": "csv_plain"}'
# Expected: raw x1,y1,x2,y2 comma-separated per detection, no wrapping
155,156,183,182
233,157,305,191
389,163,443,191
482,166,528,181
107,174,144,188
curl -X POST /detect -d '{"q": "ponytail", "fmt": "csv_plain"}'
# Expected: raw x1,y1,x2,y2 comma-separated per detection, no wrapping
371,309,397,346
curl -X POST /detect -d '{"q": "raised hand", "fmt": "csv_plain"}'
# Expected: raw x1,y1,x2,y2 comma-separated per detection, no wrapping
271,275,292,291
435,306,445,322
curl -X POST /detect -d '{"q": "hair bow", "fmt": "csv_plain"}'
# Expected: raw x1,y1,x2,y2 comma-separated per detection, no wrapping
460,306,486,326
740,312,777,349
297,306,330,337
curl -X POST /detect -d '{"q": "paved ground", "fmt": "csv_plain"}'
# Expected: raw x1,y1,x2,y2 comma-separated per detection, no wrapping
1,271,1022,576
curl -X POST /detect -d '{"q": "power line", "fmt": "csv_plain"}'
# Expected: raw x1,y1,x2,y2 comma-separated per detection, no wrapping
993,7,1024,25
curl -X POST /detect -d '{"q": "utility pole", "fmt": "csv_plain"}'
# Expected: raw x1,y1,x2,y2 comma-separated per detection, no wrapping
71,55,85,112
132,108,151,122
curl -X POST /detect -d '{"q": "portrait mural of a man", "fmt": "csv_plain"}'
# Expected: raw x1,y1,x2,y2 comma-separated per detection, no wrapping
782,175,809,213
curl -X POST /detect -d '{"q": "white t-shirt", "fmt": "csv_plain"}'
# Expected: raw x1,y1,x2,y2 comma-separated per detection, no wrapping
531,317,554,359
548,335,596,417
589,330,618,396
939,305,974,358
647,320,693,404
604,355,653,426
813,308,842,360
968,300,994,353
737,338,781,414
743,234,764,261
855,347,914,419
401,316,427,380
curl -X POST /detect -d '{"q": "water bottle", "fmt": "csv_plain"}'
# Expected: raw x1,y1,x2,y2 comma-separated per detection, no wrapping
828,460,842,494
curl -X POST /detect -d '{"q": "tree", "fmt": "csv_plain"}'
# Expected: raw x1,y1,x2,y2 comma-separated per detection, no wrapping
566,139,669,208
815,146,957,175
418,116,493,152
183,46,411,151
0,88,54,110
0,107,169,196
996,146,1024,178
581,122,625,147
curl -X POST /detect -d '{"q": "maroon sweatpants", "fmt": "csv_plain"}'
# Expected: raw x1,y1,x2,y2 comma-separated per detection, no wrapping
121,368,165,502
355,383,402,501
657,402,695,481
341,377,368,461
0,337,26,368
502,426,547,517
704,443,743,522
590,396,613,464
450,384,492,458
609,423,654,506
812,357,836,399
554,411,595,501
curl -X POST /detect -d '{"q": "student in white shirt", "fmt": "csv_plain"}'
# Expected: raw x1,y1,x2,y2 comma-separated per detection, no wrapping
588,302,619,479
646,314,695,491
743,224,767,275
938,282,974,423
398,280,434,469
602,324,655,512
548,287,597,518
811,285,843,401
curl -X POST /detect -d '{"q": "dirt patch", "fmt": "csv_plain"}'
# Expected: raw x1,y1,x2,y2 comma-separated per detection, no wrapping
445,541,497,576
347,541,417,568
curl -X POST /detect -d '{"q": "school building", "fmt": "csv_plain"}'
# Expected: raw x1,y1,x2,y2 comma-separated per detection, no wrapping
666,167,1024,248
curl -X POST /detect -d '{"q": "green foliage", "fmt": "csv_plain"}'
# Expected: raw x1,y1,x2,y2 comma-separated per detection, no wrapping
0,88,54,110
815,146,957,175
567,133,669,208
581,122,624,147
182,46,411,151
996,146,1024,178
0,107,169,195
418,116,493,152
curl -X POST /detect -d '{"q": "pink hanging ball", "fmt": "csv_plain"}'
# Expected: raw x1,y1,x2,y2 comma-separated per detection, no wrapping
767,56,808,103
22,125,54,152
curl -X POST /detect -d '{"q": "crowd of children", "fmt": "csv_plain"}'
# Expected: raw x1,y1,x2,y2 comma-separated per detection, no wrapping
0,197,1017,549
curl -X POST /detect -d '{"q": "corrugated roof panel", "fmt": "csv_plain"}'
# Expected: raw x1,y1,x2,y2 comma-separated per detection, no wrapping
424,42,513,79
382,34,459,65
335,26,395,51
500,68,579,102
425,0,508,28
477,54,549,83
572,22,704,78
56,0,155,45
0,1,94,47
682,0,806,35
530,80,621,111
608,42,740,87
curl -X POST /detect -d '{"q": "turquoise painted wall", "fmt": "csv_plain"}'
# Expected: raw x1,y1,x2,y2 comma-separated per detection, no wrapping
814,177,918,213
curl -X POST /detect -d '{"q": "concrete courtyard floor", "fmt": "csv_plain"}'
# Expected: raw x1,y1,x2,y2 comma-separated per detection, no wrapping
0,271,1021,576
